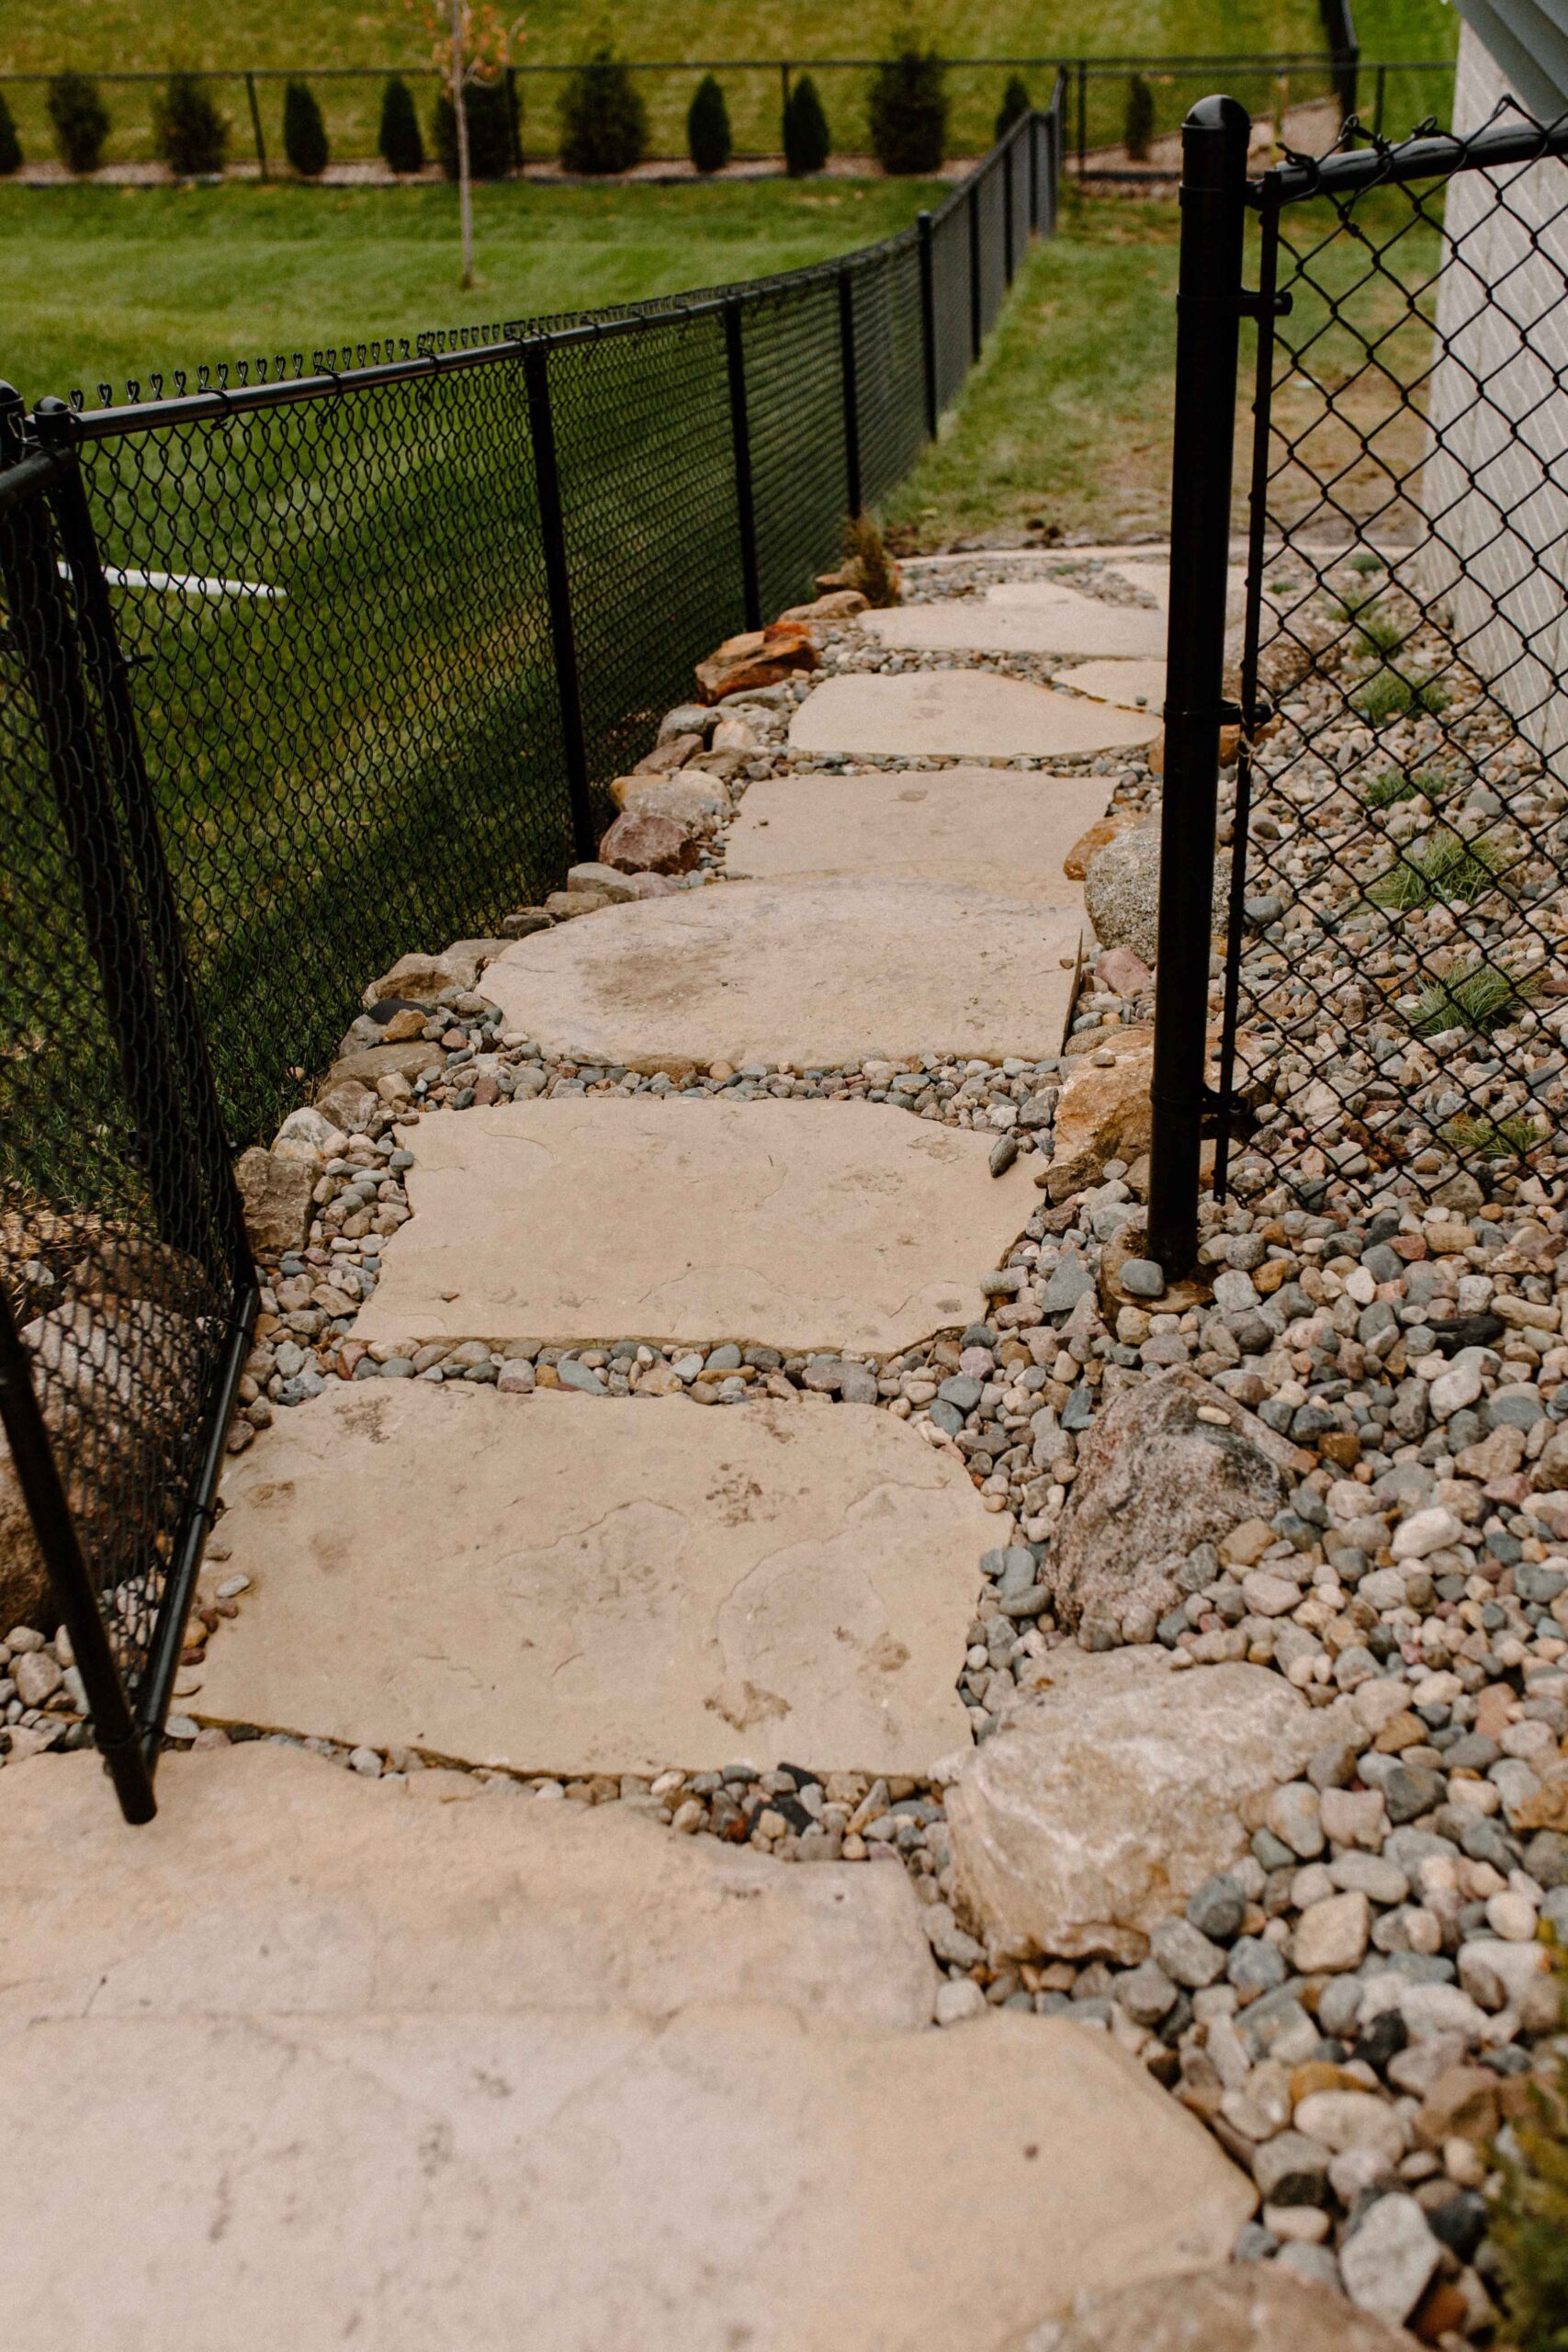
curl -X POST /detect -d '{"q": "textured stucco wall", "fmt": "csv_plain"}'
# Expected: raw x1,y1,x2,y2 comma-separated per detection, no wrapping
1420,21,1568,779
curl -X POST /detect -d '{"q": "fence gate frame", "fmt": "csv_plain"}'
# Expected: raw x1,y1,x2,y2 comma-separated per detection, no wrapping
1148,95,1568,1274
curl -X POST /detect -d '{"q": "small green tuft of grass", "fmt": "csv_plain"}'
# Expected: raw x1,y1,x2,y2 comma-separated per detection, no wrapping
1369,830,1504,911
1348,549,1386,575
1355,604,1409,658
1353,669,1449,724
1444,1110,1547,1159
1410,959,1537,1036
1364,765,1449,809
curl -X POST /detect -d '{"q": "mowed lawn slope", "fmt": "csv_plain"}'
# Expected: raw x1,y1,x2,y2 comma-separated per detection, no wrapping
0,177,942,404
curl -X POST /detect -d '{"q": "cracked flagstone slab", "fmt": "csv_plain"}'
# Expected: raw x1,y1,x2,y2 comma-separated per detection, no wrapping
1055,658,1166,711
788,667,1160,754
854,587,1166,663
725,764,1111,901
197,1384,984,1776
355,1099,1033,1355
0,1743,936,2030
3,2006,1254,2352
485,876,1086,1065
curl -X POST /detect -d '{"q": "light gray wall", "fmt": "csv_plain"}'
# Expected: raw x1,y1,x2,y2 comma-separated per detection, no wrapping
1452,0,1568,120
1421,20,1568,781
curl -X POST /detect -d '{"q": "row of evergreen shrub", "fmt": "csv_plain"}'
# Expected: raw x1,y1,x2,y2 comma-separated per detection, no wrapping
0,49,1058,183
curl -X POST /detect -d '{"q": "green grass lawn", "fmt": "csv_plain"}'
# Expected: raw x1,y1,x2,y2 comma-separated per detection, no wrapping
0,0,1456,166
886,193,1181,548
0,176,942,404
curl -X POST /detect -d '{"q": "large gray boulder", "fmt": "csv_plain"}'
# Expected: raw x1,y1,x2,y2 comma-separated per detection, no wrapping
1046,1367,1298,1642
1083,826,1226,965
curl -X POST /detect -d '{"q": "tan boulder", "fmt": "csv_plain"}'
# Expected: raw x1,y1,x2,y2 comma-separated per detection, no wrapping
632,732,704,774
1044,1369,1296,1642
695,619,818,704
234,1147,314,1254
1045,1025,1155,1201
544,888,611,918
609,773,729,830
598,808,705,875
778,589,867,623
1020,2263,1419,2352
944,1645,1331,1962
565,863,640,904
361,943,504,1010
0,1441,52,1635
320,1041,444,1095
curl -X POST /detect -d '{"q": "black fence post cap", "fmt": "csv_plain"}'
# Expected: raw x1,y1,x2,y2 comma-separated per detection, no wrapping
1182,93,1253,142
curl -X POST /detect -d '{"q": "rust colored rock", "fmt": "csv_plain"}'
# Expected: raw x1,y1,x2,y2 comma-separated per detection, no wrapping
1045,1027,1156,1203
598,809,705,876
694,620,818,705
1,1444,53,1635
1096,944,1153,997
1064,817,1134,882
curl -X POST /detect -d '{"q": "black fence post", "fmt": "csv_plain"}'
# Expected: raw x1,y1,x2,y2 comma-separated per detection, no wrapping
967,180,983,359
838,268,863,517
245,71,267,179
918,210,939,438
0,1291,156,1825
1028,110,1041,233
724,299,761,631
522,343,596,865
1077,58,1088,178
1146,96,1252,1279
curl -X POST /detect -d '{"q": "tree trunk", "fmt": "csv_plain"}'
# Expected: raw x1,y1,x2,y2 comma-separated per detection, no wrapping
450,0,473,288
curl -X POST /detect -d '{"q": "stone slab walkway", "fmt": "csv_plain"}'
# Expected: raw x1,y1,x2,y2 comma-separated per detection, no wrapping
1057,657,1165,711
3,2005,1251,2352
0,1744,937,2029
197,1385,986,1776
725,763,1111,899
858,586,1167,662
788,668,1160,756
355,1099,1034,1355
484,876,1086,1066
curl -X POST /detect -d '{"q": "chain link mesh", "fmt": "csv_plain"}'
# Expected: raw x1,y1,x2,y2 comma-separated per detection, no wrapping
1223,106,1568,1213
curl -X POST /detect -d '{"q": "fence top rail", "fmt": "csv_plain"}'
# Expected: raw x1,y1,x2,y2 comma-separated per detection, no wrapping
0,443,64,510
1258,99,1568,203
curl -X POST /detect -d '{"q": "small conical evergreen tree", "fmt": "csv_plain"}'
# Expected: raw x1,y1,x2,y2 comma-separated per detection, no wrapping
783,75,829,175
558,48,647,175
866,37,948,175
0,93,22,175
283,78,329,178
1123,74,1156,162
994,74,1030,141
378,75,424,175
686,74,731,175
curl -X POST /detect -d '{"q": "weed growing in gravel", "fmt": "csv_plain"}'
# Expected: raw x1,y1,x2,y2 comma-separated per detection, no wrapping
1354,669,1450,724
1410,958,1538,1037
1442,1110,1545,1157
1370,829,1504,910
1364,765,1447,810
1348,549,1386,575
1488,1942,1568,2352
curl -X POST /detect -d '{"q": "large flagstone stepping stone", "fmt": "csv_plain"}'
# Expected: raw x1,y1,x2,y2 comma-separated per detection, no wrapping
3,2005,1255,2352
485,876,1085,1065
789,667,1159,755
355,1099,1033,1355
1056,657,1165,711
726,763,1111,900
197,1384,985,1776
856,586,1167,662
0,1744,935,2030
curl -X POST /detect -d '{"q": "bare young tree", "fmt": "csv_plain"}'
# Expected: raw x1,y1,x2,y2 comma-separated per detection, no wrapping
409,0,524,288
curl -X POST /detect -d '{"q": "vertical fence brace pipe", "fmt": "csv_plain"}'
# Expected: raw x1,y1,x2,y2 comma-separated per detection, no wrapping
838,268,863,518
917,210,939,439
522,342,595,865
724,299,761,632
1146,96,1252,1278
244,71,267,178
1003,145,1016,282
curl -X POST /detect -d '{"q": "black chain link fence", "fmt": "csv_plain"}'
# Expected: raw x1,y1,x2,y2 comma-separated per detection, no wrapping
0,422,257,1819
0,98,1058,1815
1148,96,1568,1270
